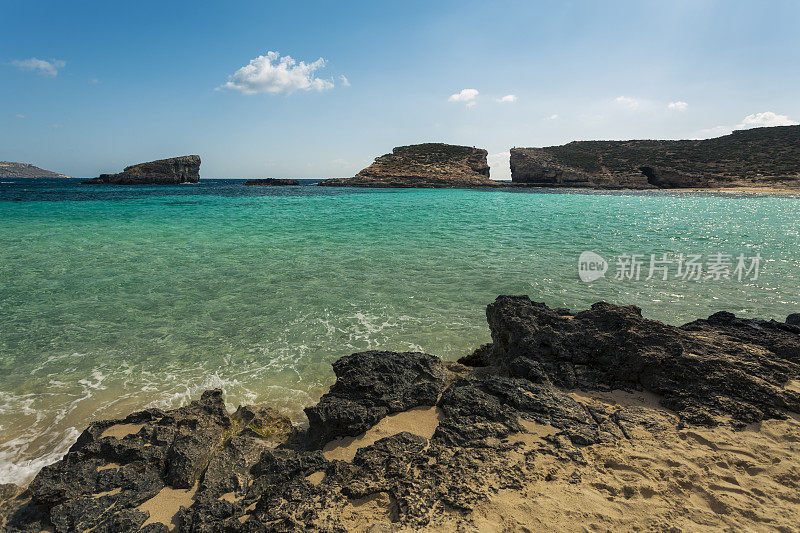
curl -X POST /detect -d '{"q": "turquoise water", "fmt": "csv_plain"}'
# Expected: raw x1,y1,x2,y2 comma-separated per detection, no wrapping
2,179,800,484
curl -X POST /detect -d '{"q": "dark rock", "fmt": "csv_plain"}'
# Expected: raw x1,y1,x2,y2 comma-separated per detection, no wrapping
304,351,450,447
485,295,800,425
318,143,508,188
787,313,800,326
6,298,800,531
457,343,493,367
243,178,300,186
82,156,200,185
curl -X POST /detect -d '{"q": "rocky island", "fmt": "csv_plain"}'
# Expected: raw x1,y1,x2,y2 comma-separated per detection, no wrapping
0,162,71,179
318,143,509,188
511,125,800,190
83,156,201,185
244,178,300,186
3,296,800,531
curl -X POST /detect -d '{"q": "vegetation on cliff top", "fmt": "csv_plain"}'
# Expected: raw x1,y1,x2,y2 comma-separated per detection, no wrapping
539,125,800,178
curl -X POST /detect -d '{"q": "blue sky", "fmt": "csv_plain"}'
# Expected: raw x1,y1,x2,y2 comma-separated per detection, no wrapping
2,0,799,179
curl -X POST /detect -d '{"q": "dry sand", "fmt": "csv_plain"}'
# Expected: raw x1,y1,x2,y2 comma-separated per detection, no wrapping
137,483,198,531
323,406,442,462
100,422,145,439
333,390,800,532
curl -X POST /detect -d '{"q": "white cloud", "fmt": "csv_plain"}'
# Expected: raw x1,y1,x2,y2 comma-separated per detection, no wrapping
691,111,798,139
89,78,100,84
668,101,688,111
735,111,798,129
546,113,559,120
331,158,349,166
50,123,62,129
220,51,335,95
615,96,640,110
496,94,517,103
15,114,26,119
339,75,350,87
487,151,511,180
448,89,479,104
11,58,66,77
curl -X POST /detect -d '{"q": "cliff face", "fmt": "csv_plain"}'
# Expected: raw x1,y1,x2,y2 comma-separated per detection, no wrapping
0,162,71,179
511,125,800,189
318,143,501,188
83,155,201,185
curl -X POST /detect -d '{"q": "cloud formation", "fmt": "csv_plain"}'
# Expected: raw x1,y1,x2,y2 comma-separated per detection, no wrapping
692,111,798,139
339,75,350,87
736,111,798,129
220,51,335,94
487,151,511,180
615,96,640,110
668,101,688,111
11,58,66,77
496,94,517,103
448,89,479,105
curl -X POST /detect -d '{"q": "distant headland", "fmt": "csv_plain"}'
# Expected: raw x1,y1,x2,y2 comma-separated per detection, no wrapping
0,162,71,179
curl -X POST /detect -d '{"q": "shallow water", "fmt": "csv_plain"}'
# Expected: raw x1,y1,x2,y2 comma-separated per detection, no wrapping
1,179,799,484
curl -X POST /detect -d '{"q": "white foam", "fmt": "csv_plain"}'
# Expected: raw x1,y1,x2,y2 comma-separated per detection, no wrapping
0,427,79,486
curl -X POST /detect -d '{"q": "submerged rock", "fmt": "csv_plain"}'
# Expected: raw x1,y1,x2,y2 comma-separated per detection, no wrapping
243,178,300,186
3,297,800,531
318,143,506,188
82,155,201,185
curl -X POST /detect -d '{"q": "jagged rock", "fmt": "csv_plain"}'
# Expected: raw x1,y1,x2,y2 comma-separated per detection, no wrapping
304,351,450,447
318,143,506,188
510,126,800,189
244,178,300,186
82,156,200,185
5,298,800,531
485,295,800,426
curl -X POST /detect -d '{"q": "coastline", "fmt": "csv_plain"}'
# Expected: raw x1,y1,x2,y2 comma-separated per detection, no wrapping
3,296,800,531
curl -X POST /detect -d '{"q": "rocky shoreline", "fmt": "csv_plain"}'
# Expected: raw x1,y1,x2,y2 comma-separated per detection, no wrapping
2,296,800,531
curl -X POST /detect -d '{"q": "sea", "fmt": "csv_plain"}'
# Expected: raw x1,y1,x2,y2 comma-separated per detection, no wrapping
2,178,799,484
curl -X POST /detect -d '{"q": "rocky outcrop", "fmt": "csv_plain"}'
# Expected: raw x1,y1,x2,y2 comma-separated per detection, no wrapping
318,143,507,188
244,178,300,186
82,156,201,185
3,297,800,531
485,296,800,427
511,125,800,189
0,162,71,179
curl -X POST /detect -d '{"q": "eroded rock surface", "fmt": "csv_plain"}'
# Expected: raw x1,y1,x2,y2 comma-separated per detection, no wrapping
83,155,201,185
318,143,505,188
3,298,800,531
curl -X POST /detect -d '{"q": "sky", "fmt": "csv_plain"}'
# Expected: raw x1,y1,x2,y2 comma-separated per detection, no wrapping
1,0,799,179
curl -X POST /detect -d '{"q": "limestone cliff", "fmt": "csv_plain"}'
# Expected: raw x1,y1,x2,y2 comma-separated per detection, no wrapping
511,125,800,189
318,143,504,188
83,155,201,185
